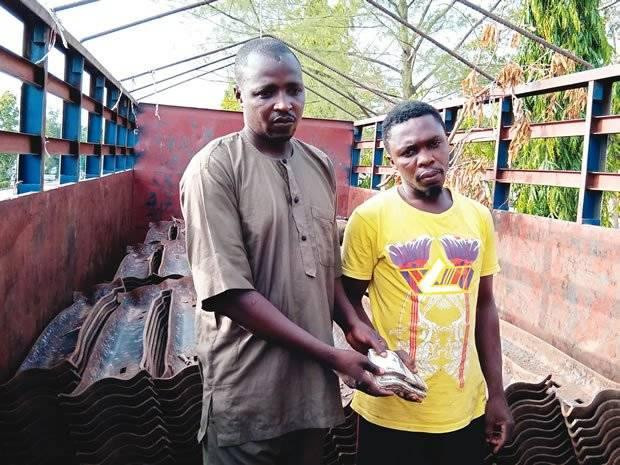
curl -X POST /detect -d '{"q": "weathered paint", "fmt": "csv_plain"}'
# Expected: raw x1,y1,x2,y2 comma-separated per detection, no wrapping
0,172,134,381
133,105,353,241
346,186,377,215
493,211,619,382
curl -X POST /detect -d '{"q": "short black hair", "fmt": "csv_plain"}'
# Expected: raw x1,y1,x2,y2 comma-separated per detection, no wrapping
234,37,301,86
382,101,445,149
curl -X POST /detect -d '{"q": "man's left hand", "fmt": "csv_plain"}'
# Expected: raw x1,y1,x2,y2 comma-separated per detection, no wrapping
345,321,387,356
485,394,514,454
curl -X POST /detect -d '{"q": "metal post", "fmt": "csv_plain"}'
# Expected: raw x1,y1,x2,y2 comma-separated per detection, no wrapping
103,87,118,174
371,122,383,189
86,74,105,178
492,97,513,210
81,0,219,42
126,107,136,169
60,52,83,184
351,125,362,187
17,21,48,194
443,107,459,132
52,0,100,12
115,97,128,171
577,80,613,225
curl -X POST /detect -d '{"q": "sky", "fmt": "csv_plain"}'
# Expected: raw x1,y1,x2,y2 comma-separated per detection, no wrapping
0,0,233,112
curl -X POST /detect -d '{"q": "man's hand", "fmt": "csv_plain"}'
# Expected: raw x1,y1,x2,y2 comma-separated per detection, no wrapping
394,350,424,402
345,321,388,355
329,349,394,398
485,394,514,454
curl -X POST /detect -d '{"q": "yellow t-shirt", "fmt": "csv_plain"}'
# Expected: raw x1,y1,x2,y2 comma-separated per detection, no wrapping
342,188,500,433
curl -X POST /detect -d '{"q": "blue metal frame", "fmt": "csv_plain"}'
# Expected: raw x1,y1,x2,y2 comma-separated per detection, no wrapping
17,22,48,194
350,125,361,187
2,0,137,200
60,52,84,184
115,97,128,171
443,107,459,132
492,98,513,211
86,74,105,178
103,88,119,174
577,80,613,225
370,122,383,189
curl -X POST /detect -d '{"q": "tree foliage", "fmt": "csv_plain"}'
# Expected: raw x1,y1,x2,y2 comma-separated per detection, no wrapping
511,0,617,224
185,0,516,119
0,91,19,189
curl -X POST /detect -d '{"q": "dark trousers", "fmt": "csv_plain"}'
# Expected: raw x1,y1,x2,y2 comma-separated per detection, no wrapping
356,415,487,465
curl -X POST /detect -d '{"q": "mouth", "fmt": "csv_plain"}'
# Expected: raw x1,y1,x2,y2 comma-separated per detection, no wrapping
417,169,443,181
272,116,296,126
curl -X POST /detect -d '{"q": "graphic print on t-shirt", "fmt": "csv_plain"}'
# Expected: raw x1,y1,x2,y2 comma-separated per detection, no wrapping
387,235,480,388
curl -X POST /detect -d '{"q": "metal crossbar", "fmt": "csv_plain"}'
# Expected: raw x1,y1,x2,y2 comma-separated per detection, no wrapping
349,65,620,226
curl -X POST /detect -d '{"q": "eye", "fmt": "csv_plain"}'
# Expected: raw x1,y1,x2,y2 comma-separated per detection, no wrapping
428,138,441,149
289,87,303,96
402,147,417,157
256,89,273,98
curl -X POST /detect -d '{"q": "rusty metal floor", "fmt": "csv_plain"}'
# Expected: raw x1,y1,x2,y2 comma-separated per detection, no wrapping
1,220,618,465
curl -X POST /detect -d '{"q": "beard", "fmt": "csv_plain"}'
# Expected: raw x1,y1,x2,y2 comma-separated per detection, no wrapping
421,184,443,199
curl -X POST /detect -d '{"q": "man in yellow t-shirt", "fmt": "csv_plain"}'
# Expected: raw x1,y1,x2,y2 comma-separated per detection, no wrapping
342,101,514,465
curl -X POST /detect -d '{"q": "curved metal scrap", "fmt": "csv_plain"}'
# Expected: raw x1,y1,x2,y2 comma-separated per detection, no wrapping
114,242,163,280
158,239,191,277
162,277,197,378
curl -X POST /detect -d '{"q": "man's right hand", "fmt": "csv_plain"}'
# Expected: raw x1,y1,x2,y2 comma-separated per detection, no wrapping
329,349,394,398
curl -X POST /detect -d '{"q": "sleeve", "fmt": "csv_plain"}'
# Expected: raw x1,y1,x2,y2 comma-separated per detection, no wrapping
480,207,501,277
341,209,378,281
180,149,255,311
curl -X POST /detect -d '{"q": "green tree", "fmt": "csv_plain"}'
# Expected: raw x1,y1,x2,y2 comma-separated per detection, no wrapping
189,0,515,118
45,108,62,178
221,84,241,111
0,91,19,189
511,0,616,224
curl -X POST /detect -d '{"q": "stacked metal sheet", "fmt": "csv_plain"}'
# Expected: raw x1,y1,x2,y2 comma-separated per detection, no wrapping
1,220,200,465
563,389,620,465
0,279,126,465
321,407,357,465
59,276,201,465
487,376,579,465
486,377,620,465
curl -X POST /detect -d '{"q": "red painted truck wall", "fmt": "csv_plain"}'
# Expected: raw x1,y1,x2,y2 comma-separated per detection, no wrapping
133,104,353,242
0,172,134,380
492,211,619,382
344,189,619,381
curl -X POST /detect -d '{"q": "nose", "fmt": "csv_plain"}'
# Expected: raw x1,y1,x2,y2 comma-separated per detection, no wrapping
416,150,434,167
274,92,293,112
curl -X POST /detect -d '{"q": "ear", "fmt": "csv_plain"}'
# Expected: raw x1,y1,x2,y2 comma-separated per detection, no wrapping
234,86,242,104
387,152,394,167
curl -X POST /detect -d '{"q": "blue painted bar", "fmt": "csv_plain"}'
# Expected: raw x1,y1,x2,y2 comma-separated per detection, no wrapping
371,123,383,190
86,74,105,178
577,80,613,225
492,98,513,211
17,22,48,194
350,125,361,187
103,87,119,174
60,53,83,184
443,107,458,132
126,106,137,169
115,97,128,171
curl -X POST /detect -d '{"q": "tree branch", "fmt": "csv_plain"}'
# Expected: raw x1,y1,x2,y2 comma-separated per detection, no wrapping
348,53,401,73
412,0,502,93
